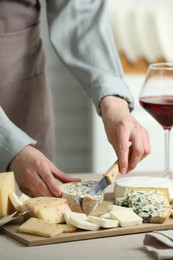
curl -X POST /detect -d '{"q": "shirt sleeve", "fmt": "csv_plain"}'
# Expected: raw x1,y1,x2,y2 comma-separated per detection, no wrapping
0,107,37,171
46,0,134,114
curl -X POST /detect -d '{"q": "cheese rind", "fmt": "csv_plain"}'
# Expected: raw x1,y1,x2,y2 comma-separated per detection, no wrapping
0,172,16,217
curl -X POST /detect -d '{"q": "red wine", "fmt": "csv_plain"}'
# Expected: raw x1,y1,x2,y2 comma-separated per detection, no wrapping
139,95,173,130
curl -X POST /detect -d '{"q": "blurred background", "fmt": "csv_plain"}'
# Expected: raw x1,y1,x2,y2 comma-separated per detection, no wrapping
40,0,173,174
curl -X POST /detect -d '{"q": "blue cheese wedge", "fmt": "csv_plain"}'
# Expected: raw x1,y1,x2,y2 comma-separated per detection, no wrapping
60,181,104,214
115,189,171,224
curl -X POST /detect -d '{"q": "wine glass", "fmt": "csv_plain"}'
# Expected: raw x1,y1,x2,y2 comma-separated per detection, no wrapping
139,63,173,179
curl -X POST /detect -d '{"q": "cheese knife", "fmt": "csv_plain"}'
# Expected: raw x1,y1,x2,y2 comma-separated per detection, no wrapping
75,160,119,206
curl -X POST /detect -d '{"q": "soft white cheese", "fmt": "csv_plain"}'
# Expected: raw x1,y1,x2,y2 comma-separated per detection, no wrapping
114,176,173,199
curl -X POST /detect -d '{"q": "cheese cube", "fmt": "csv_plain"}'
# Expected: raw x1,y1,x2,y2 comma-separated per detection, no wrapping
19,217,63,238
0,172,16,217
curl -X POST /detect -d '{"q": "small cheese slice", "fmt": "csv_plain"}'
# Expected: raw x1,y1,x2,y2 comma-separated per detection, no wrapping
114,176,173,200
109,210,143,227
9,191,24,212
65,211,100,231
19,217,63,238
58,224,77,233
88,215,119,228
0,172,16,217
19,193,30,203
108,205,133,212
35,204,71,224
64,211,88,224
100,213,111,219
23,197,68,216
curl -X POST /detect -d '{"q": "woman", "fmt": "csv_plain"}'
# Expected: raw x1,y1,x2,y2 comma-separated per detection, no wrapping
0,0,150,197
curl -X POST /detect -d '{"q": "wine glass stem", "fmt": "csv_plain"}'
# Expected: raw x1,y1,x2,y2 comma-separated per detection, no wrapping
164,129,171,178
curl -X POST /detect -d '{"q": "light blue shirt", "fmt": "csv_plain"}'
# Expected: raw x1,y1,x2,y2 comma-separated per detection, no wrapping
0,0,134,170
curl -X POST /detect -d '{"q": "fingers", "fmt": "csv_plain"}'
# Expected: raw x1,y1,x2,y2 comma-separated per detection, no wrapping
34,160,81,197
112,120,150,175
34,159,62,197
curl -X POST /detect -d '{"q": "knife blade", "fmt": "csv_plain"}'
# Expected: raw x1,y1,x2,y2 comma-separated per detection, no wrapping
75,160,119,206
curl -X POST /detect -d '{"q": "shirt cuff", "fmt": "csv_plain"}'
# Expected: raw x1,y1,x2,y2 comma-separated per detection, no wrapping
90,76,135,115
0,107,37,171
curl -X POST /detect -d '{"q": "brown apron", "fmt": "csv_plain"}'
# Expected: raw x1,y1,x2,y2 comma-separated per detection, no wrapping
0,0,55,161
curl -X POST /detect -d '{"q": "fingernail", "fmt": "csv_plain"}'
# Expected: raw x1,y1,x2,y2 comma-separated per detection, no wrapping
121,168,126,175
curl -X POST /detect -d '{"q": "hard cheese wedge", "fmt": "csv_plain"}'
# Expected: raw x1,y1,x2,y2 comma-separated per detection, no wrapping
35,204,71,224
23,197,68,216
109,210,143,227
19,217,63,238
0,172,16,217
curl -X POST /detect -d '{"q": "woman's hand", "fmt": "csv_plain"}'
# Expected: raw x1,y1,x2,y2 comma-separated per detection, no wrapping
9,145,81,197
100,96,151,174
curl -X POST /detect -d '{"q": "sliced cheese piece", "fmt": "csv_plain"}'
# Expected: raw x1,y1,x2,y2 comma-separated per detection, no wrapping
9,191,24,212
35,204,71,224
23,197,68,216
100,213,111,219
19,193,30,203
19,217,63,238
88,215,119,228
109,210,143,227
108,205,133,212
65,211,99,231
58,223,77,233
69,216,100,231
114,176,173,200
64,211,88,224
0,172,16,217
60,181,104,214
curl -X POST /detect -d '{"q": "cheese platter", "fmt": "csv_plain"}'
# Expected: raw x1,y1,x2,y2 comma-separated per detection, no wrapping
1,192,173,247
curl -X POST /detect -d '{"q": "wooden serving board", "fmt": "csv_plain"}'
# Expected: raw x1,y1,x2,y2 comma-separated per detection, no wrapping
1,193,173,247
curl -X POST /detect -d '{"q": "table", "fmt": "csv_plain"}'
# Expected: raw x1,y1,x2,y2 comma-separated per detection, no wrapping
0,173,158,260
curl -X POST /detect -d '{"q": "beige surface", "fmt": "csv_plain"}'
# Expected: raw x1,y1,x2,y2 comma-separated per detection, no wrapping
0,172,163,260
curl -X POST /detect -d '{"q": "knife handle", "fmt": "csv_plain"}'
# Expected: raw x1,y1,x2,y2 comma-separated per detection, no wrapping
104,161,119,185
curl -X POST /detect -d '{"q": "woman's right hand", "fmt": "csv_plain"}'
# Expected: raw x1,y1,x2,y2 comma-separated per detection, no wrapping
9,145,81,198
